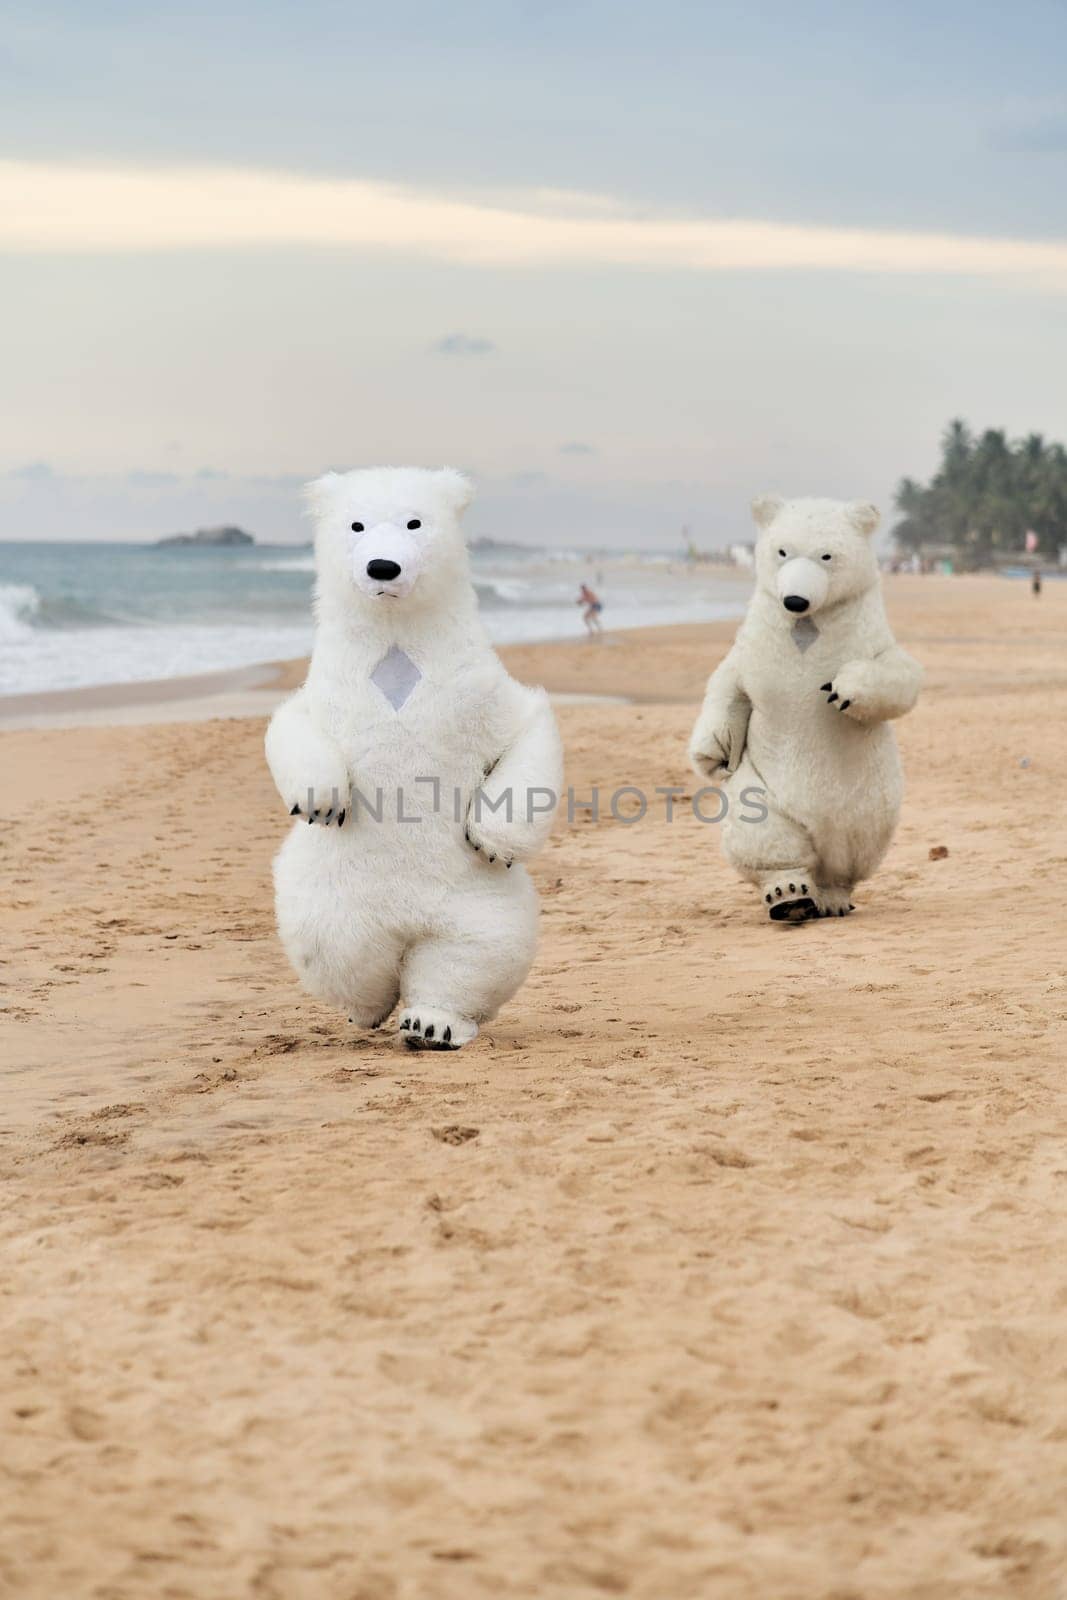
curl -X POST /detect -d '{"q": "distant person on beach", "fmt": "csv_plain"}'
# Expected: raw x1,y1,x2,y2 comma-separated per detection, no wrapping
1032,570,1042,597
578,583,603,638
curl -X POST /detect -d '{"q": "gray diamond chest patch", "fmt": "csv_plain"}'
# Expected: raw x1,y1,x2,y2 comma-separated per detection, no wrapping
370,645,421,710
791,615,820,653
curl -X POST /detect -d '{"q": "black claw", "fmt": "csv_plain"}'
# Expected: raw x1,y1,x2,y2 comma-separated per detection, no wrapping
412,1017,420,1032
801,883,807,893
399,1018,410,1030
840,699,851,711
775,886,782,897
307,814,314,824
487,853,496,864
827,692,839,704
337,809,345,827
765,893,772,903
849,903,855,911
442,1025,452,1043
820,682,832,692
506,860,512,869
789,882,796,892
424,1023,435,1040
838,907,846,916
290,803,300,816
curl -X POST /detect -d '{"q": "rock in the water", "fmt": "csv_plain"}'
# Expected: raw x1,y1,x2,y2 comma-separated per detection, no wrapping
157,525,254,548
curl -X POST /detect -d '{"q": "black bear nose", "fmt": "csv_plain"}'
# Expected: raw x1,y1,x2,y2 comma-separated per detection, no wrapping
783,594,809,613
367,559,401,581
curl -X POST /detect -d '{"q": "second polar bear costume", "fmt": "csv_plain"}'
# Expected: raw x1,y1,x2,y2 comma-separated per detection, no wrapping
266,467,562,1048
689,496,922,921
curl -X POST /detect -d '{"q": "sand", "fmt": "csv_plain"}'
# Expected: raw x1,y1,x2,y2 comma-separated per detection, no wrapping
0,575,1064,1599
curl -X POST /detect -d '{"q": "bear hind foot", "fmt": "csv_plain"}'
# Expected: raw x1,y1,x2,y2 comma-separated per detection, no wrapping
761,873,819,924
398,1005,479,1051
346,990,400,1031
348,1007,395,1031
813,887,856,918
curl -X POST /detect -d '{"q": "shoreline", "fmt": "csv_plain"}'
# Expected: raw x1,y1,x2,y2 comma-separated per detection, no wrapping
0,571,1032,730
0,618,742,728
0,658,292,731
0,544,754,723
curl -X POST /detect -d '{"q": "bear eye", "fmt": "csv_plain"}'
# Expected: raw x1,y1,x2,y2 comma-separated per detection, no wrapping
821,552,832,561
351,521,364,533
407,519,421,530
778,548,787,558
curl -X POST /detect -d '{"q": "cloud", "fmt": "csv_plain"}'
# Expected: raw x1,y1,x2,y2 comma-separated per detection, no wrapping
4,160,1067,288
559,441,596,455
431,334,496,356
9,461,54,480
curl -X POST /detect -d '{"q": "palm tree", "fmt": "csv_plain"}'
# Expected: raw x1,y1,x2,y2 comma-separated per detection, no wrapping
892,420,1067,565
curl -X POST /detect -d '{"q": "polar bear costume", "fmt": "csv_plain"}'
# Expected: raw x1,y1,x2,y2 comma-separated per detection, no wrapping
265,467,562,1048
689,496,922,921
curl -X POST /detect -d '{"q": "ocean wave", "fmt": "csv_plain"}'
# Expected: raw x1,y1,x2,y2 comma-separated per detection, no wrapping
255,556,317,573
37,594,125,628
0,618,317,696
473,579,564,610
0,583,41,640
542,548,598,564
0,584,127,632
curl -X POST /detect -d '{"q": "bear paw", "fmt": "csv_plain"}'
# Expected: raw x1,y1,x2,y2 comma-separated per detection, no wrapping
819,665,869,721
690,738,730,781
287,783,349,827
347,1003,396,1030
819,681,856,716
463,820,513,868
762,876,819,923
398,1006,479,1051
814,887,856,918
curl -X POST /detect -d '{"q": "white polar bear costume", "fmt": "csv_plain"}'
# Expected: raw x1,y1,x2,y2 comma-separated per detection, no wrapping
265,467,563,1048
689,496,922,922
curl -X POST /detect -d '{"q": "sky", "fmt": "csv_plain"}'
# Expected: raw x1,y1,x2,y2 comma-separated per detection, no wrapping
2,0,1067,546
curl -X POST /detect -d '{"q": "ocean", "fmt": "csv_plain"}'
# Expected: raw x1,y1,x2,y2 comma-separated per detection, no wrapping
0,539,752,697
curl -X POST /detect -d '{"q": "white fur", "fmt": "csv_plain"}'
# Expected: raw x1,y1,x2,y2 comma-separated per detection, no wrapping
265,466,563,1046
689,496,922,919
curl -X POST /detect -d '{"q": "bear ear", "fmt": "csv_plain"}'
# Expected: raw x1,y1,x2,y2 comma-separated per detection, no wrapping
435,467,475,516
751,494,783,529
846,500,880,537
304,471,344,520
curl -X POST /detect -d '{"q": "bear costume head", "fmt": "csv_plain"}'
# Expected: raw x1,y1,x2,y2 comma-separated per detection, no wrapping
751,496,880,619
307,466,475,616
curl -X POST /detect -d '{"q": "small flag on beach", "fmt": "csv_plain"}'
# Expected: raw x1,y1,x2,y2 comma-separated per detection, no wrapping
1025,530,1039,553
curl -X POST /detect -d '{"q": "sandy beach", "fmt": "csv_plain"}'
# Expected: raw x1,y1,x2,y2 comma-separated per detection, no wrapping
1,573,1065,1599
